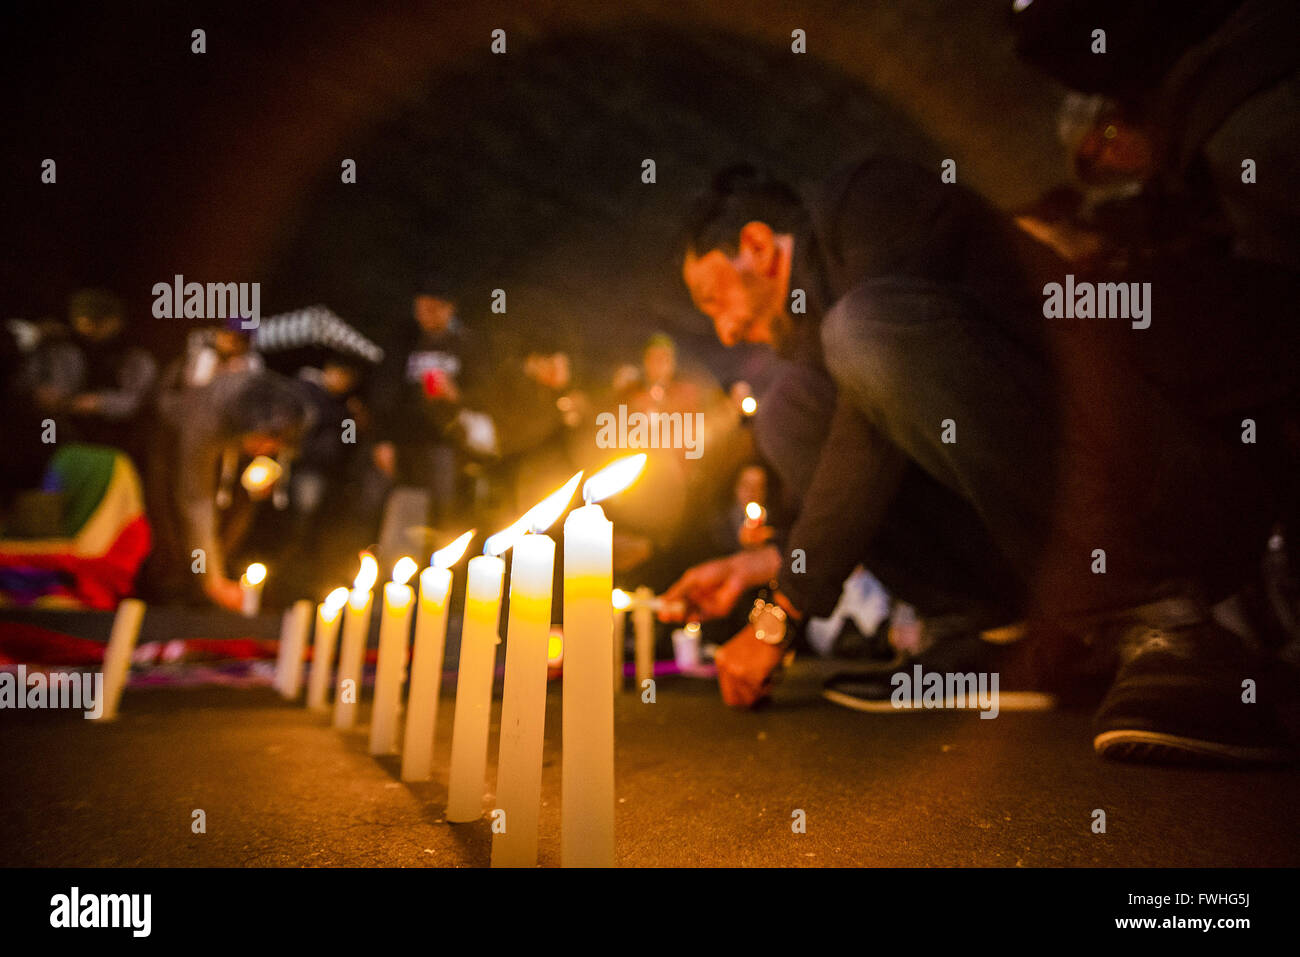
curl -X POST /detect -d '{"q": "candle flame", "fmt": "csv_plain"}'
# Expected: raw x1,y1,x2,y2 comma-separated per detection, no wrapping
484,471,584,555
432,529,475,569
353,552,379,592
745,501,764,522
240,455,282,492
582,453,646,504
611,587,632,610
483,515,530,557
322,586,349,617
391,556,419,586
525,470,583,533
547,631,563,662
243,562,267,586
741,395,758,416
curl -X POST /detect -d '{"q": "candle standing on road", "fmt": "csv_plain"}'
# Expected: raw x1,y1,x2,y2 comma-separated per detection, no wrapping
562,453,646,867
401,530,474,782
369,556,419,755
492,471,582,868
334,553,378,730
307,587,349,711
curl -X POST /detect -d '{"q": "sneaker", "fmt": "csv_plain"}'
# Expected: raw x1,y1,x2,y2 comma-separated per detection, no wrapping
1092,619,1298,765
822,633,1056,714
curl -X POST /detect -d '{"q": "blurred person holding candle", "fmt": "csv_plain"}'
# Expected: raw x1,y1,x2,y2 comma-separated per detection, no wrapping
606,332,732,588
141,369,312,612
663,157,1298,764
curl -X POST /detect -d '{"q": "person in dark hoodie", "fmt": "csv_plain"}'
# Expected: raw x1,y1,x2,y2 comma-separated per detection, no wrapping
370,278,477,528
659,157,1294,764
27,289,158,465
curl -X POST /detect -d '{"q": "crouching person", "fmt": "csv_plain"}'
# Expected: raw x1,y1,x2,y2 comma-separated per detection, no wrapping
142,369,311,611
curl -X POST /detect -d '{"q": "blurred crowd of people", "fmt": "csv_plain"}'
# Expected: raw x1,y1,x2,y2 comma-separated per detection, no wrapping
1,280,776,615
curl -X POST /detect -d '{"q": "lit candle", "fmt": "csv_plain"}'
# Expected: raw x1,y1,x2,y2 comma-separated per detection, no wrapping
306,587,349,711
444,544,507,822
492,472,582,868
402,531,474,782
334,553,378,730
562,454,645,867
275,599,314,699
240,455,282,494
95,598,146,722
612,588,632,692
239,562,267,617
633,585,654,689
548,630,565,671
369,557,419,755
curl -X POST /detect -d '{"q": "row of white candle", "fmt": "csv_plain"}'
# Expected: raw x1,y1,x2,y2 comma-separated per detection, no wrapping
271,453,647,867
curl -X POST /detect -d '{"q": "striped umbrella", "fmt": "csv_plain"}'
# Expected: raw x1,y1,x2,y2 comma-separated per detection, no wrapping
253,304,384,364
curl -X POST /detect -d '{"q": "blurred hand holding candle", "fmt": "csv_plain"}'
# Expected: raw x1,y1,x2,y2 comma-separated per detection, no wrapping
240,455,282,499
563,453,645,867
738,501,772,549
307,587,349,711
334,552,378,730
369,556,418,755
239,562,266,617
401,530,473,782
492,471,581,868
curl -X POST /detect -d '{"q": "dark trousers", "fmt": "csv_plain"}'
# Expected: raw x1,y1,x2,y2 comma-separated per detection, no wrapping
760,276,1282,626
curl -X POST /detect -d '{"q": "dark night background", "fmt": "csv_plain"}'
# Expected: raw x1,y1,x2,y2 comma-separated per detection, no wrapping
1,0,1065,384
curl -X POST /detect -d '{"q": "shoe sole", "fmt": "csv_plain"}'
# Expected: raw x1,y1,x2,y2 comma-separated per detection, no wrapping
822,688,1056,713
1093,729,1297,765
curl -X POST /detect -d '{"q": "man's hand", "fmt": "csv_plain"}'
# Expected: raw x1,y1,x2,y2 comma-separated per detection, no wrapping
203,575,244,613
714,624,786,708
658,545,781,623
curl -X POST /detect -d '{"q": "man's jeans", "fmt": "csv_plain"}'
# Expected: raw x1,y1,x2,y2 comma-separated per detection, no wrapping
761,277,1276,625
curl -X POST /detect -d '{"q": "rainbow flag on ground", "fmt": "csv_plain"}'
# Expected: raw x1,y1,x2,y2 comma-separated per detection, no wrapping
0,444,151,610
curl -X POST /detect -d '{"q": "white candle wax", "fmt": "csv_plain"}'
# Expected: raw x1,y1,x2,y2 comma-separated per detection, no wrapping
95,598,146,722
369,582,414,755
613,607,627,693
306,596,345,711
633,585,655,688
239,563,266,618
445,554,505,822
401,566,453,782
491,534,556,868
275,599,313,700
333,588,373,730
562,502,616,867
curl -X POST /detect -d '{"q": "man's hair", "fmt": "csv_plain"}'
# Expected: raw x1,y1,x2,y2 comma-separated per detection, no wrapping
67,288,124,323
226,372,313,445
682,163,806,258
